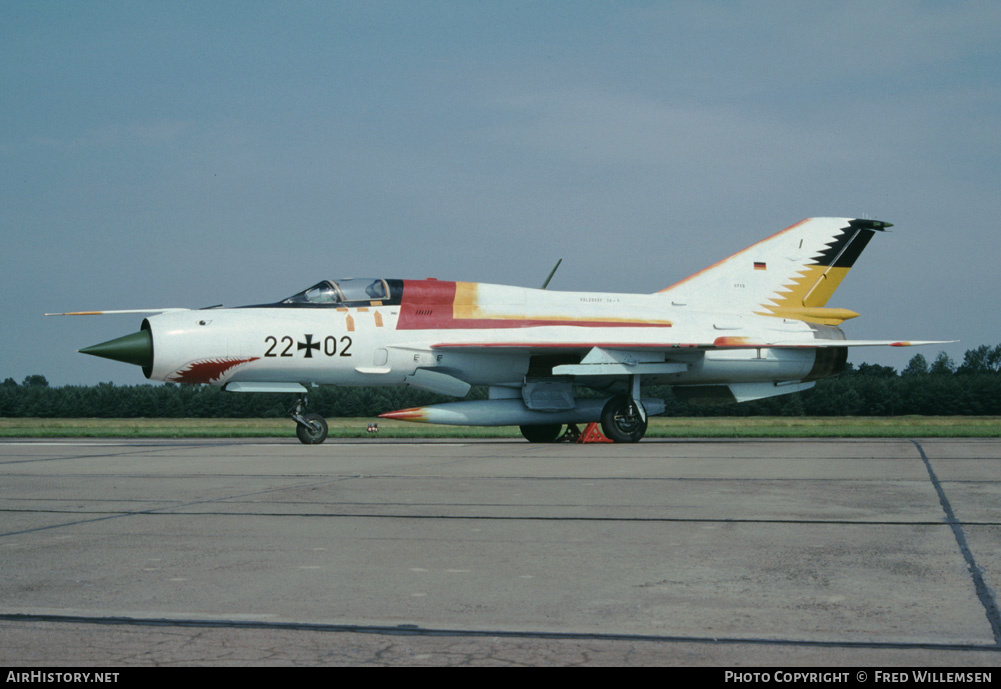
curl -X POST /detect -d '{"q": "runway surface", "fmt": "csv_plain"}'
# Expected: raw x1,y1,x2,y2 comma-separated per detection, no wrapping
1,437,999,666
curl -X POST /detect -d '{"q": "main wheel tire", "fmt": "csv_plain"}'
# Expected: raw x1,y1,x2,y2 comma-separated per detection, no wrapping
600,396,647,443
520,424,564,443
296,413,328,444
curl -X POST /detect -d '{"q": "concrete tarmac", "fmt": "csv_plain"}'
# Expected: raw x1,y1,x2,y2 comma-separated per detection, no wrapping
1,437,999,667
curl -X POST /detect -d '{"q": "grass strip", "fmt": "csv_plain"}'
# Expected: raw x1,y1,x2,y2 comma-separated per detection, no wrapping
1,417,999,439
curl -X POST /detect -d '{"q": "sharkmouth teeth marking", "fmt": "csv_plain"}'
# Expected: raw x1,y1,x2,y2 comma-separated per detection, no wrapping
166,357,259,384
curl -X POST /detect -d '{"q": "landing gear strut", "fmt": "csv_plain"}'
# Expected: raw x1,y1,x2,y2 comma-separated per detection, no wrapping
289,396,328,445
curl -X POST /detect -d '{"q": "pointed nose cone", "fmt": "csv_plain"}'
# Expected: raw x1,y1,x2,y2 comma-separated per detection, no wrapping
80,330,153,369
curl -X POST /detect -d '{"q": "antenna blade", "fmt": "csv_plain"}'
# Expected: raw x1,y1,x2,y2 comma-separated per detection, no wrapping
541,258,563,290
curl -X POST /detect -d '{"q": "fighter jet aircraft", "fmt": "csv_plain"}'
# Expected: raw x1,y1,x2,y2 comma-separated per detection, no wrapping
51,218,945,444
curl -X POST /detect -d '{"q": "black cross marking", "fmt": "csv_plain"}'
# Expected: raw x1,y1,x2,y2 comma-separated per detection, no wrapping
297,334,320,358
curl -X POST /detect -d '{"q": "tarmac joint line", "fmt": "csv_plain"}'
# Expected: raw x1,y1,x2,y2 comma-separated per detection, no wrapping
912,439,1001,646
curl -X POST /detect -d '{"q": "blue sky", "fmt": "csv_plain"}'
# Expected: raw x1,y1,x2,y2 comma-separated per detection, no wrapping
3,1,999,385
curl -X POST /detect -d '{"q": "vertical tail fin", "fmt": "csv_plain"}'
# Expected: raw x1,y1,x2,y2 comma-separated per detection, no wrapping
657,218,891,325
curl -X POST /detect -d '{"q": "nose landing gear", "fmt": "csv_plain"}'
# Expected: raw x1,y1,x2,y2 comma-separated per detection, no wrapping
289,396,328,444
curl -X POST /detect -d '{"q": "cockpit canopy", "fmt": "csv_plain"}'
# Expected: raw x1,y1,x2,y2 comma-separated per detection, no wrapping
283,279,390,306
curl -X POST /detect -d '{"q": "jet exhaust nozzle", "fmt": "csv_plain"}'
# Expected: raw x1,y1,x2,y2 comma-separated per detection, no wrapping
79,329,153,371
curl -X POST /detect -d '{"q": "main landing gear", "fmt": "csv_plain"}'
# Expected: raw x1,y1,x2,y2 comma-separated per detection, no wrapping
520,376,651,443
600,395,648,443
518,394,649,444
519,423,564,443
518,424,605,443
289,396,328,445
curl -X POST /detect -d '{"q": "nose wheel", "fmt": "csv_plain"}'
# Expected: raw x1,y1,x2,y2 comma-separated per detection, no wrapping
289,396,328,444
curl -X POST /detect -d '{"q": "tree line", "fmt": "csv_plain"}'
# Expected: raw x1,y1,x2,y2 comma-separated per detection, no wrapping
3,345,1000,418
